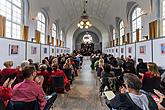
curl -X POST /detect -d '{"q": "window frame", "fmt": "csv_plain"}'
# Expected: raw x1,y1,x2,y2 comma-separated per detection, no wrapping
113,28,116,46
131,7,142,42
119,20,125,45
162,0,165,36
0,0,23,39
51,23,57,43
36,12,46,44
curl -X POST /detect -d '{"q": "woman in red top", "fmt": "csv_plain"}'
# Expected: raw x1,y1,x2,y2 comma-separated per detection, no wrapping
51,64,70,91
141,62,161,93
0,78,15,108
0,61,19,85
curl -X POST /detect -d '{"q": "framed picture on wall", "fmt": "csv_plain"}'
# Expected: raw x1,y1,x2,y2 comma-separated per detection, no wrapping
161,43,165,54
116,48,118,53
121,48,124,53
57,49,59,53
31,46,37,54
128,47,132,53
44,48,47,54
9,44,19,55
140,45,146,54
52,48,54,53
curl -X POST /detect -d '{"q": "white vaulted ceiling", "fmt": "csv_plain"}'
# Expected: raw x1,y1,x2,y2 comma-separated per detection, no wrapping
61,0,112,20
29,0,151,30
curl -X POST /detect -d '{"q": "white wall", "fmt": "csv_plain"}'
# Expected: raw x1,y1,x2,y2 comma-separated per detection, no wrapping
27,42,41,63
153,38,165,68
0,38,26,68
136,40,152,62
50,46,55,56
126,43,136,60
120,45,126,58
0,37,69,69
114,46,120,58
41,44,50,60
105,37,165,68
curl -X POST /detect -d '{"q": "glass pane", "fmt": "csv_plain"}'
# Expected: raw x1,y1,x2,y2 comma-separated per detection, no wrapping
12,0,21,8
132,10,136,20
163,20,165,36
132,21,136,32
132,32,136,42
137,17,141,29
136,7,141,17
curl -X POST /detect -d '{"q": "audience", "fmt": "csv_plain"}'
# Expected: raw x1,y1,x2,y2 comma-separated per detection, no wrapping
106,73,158,110
10,65,47,110
0,51,164,109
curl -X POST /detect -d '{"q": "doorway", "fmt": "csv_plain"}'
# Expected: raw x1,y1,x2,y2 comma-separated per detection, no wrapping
81,43,94,56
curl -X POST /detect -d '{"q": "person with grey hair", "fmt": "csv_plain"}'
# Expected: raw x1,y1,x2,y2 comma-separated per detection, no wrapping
106,73,158,110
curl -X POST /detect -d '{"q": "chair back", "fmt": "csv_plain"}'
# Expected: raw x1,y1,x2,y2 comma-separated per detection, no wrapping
52,76,65,93
63,68,72,80
7,100,40,110
0,98,5,110
142,77,161,93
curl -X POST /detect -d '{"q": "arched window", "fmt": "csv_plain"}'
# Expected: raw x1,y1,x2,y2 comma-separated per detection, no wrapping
131,7,142,42
0,0,23,39
52,23,57,39
60,30,63,41
162,0,165,35
37,12,46,44
119,21,124,45
113,29,116,46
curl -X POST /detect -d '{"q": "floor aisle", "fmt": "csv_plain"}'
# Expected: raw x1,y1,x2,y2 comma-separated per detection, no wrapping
53,57,109,110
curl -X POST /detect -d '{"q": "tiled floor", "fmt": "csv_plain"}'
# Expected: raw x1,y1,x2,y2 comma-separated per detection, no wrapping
53,57,109,110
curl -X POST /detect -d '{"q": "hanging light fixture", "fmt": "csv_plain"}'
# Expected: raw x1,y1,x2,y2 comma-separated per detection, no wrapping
77,0,92,29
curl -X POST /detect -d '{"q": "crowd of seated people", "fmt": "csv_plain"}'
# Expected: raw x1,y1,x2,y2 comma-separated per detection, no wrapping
0,52,83,110
90,53,165,109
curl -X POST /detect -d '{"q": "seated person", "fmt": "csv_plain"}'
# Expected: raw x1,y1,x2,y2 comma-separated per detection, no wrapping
141,62,161,93
37,64,49,93
106,73,158,110
0,61,19,85
11,65,47,110
100,64,114,92
0,78,15,108
51,64,70,91
136,58,148,74
13,60,30,86
63,58,74,82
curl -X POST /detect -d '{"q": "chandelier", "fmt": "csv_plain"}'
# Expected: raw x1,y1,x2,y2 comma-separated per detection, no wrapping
77,0,92,29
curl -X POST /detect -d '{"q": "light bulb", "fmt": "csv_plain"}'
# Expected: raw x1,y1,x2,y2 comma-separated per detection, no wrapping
89,23,92,27
77,23,80,27
80,21,84,25
86,21,90,25
80,25,83,29
85,25,89,29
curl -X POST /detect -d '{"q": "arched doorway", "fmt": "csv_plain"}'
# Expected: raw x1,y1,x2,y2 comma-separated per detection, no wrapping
75,31,101,56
